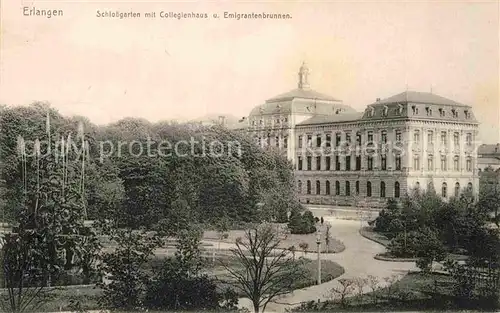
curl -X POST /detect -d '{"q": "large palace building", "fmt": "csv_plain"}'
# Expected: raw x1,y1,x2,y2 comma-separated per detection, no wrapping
230,63,480,208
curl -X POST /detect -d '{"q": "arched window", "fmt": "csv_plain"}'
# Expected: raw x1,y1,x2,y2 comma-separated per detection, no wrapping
326,181,331,195
335,181,340,195
455,182,460,197
346,181,351,196
298,180,302,194
442,182,447,198
367,181,372,197
355,181,360,195
394,182,400,198
306,180,311,194
316,180,321,195
380,182,386,198
467,182,473,193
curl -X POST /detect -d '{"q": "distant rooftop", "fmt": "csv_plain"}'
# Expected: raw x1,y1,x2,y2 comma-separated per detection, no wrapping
370,91,469,107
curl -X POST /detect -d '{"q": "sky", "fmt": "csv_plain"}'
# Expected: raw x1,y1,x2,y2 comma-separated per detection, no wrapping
1,0,499,143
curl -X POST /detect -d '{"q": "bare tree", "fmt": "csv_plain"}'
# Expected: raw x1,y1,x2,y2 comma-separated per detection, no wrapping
324,223,332,253
299,242,309,256
329,278,355,308
221,224,306,313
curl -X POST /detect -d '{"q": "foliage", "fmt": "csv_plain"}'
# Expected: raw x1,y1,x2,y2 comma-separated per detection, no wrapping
144,229,238,311
97,228,161,311
288,210,317,235
222,224,307,313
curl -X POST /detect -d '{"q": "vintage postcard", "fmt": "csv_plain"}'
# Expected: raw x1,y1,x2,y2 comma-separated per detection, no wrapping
0,1,499,312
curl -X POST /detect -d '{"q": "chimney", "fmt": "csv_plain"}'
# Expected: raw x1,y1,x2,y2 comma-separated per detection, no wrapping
218,115,226,126
376,98,381,102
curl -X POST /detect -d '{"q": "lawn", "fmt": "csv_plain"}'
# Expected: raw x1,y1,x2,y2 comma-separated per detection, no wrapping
295,271,499,312
25,258,344,312
204,224,346,254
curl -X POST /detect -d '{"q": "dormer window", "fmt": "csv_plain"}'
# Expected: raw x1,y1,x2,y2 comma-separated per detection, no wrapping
439,108,445,117
452,109,458,118
397,104,404,115
464,110,470,119
382,106,388,117
368,107,375,117
425,107,432,116
411,105,418,115
259,119,263,125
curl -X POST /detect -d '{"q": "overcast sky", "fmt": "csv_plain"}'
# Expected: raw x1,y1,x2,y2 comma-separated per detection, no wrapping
1,1,499,143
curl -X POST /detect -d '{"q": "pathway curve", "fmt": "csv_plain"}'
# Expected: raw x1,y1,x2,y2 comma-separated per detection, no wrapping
205,218,417,313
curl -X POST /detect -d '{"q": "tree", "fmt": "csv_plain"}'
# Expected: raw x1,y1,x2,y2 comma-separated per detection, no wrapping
299,242,309,256
216,216,230,252
414,228,447,273
288,210,316,234
324,223,332,253
222,224,306,313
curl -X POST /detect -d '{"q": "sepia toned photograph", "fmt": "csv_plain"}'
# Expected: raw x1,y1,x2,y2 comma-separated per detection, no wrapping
0,0,499,312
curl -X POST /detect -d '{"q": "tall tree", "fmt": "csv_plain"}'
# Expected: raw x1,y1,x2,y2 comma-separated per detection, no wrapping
222,224,306,313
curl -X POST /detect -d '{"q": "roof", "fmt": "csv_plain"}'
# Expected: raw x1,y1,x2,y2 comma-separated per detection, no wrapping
266,88,340,103
478,144,500,155
370,91,469,107
298,112,363,126
478,157,500,165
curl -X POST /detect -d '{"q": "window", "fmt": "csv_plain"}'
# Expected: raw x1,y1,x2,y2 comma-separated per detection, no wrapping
298,157,303,171
426,107,432,116
381,131,387,144
428,131,433,144
441,132,447,146
297,180,302,194
413,130,420,145
335,181,340,195
466,133,472,146
283,137,288,148
380,182,386,198
298,135,303,148
414,130,420,144
258,137,262,147
452,109,458,118
340,181,348,197
356,156,361,171
326,156,331,171
356,132,362,145
427,155,434,170
467,182,473,193
335,156,340,171
355,181,360,195
316,156,321,171
453,133,459,148
413,156,420,170
412,105,418,115
464,110,471,119
416,182,420,190
307,180,311,194
367,182,372,197
326,134,331,147
367,131,374,143
439,109,445,117
395,182,400,198
381,155,387,170
466,157,472,172
259,119,263,125
455,182,460,197
441,156,447,171
316,181,321,195
275,136,279,147
346,132,352,143
267,135,271,146
396,130,402,142
284,117,288,123
307,156,312,171
345,156,351,171
382,106,388,117
326,181,331,195
395,155,401,170
335,133,341,146
442,182,447,198
307,135,313,147
316,135,322,147
367,156,373,170
453,156,459,171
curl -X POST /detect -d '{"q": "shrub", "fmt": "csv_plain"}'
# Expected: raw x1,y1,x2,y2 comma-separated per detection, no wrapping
288,210,317,234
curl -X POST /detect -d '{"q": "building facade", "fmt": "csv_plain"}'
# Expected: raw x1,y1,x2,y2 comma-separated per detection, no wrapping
231,63,480,208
